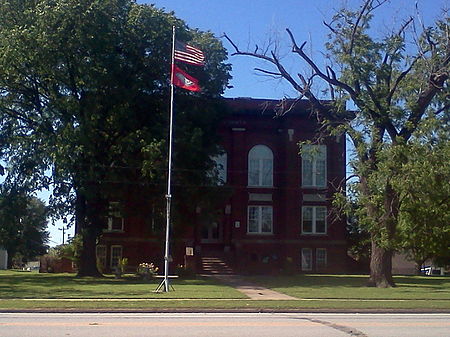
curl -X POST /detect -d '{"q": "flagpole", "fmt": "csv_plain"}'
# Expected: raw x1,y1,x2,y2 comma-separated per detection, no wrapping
163,25,176,292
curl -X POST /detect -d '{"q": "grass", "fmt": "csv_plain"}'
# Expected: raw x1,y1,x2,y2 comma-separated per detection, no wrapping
247,274,450,300
2,299,450,310
0,270,245,299
1,270,449,310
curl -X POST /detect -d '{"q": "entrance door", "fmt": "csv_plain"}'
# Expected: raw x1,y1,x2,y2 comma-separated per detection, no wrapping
201,222,220,243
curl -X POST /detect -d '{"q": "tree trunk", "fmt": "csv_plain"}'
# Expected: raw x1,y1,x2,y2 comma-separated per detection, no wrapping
77,227,102,277
75,191,102,277
7,250,13,269
415,263,423,275
368,239,395,287
361,172,398,288
414,258,426,275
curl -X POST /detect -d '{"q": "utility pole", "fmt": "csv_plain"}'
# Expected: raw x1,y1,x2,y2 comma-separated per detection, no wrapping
58,226,66,244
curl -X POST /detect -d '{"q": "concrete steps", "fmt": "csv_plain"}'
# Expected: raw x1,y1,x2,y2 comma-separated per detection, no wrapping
200,256,235,275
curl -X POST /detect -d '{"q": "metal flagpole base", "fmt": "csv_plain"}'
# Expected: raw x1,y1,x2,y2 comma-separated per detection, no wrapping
153,277,176,293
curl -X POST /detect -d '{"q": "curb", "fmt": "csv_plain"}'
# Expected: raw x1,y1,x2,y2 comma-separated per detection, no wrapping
2,308,450,314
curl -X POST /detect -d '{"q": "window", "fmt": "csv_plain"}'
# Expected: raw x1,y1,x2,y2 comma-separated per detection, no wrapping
302,206,327,234
211,152,227,184
316,248,327,269
201,222,220,242
248,206,273,234
301,145,327,188
248,145,273,187
107,202,124,231
110,245,122,269
96,245,107,268
301,248,312,271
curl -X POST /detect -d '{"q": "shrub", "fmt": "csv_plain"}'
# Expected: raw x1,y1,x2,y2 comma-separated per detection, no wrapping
137,262,158,280
119,258,128,274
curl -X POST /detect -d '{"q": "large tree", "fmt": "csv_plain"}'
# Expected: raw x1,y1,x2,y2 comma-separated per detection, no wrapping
0,0,231,276
395,130,450,273
345,129,450,275
0,189,49,268
225,0,449,286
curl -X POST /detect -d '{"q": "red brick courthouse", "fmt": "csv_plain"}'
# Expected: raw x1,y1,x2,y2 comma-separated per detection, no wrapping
96,98,348,274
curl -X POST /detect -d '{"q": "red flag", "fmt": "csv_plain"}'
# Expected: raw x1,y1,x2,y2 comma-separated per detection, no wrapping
172,65,201,92
174,40,205,66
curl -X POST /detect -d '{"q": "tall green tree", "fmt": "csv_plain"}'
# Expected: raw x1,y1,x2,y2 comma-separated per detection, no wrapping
395,130,450,273
226,0,449,286
344,128,450,275
0,190,49,267
0,0,231,276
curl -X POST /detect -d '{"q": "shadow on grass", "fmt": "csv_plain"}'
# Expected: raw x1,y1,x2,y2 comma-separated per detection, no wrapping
246,274,366,288
245,274,449,290
394,276,450,287
1,271,232,299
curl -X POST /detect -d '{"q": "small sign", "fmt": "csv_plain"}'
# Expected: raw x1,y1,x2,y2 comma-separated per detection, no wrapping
186,247,194,256
234,221,240,228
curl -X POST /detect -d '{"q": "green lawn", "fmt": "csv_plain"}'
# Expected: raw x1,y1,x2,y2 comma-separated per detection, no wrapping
247,274,450,300
0,270,245,299
1,270,449,310
2,299,450,311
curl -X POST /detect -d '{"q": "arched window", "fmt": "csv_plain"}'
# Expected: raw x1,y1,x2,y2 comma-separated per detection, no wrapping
248,145,273,187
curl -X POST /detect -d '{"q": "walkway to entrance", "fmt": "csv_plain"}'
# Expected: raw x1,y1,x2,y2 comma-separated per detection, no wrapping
211,275,297,300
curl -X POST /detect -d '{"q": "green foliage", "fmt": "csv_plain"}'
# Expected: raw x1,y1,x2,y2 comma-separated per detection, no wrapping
334,188,372,268
228,1,448,286
118,257,128,274
433,251,450,269
48,234,83,266
394,132,450,265
342,127,450,264
0,190,49,266
306,1,449,285
321,2,449,286
0,0,231,275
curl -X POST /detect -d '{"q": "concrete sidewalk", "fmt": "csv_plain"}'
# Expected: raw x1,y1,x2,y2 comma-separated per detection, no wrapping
211,275,297,300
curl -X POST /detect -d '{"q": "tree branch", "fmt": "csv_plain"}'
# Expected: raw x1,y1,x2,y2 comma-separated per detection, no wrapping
349,0,372,55
223,32,327,116
286,28,359,100
386,57,420,105
322,20,338,34
433,103,450,116
254,68,282,77
1,107,39,129
223,33,275,63
348,0,390,55
382,17,414,72
273,97,303,116
400,54,450,140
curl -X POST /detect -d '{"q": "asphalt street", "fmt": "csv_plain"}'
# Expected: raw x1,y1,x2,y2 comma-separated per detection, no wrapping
1,313,449,337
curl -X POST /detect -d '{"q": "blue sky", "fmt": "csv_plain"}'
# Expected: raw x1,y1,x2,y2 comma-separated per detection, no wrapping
43,0,448,244
140,0,449,99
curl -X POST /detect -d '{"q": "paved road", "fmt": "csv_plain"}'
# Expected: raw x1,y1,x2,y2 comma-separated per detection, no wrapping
1,313,449,337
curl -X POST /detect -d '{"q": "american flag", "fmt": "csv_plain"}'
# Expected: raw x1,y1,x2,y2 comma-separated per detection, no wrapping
174,41,205,66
